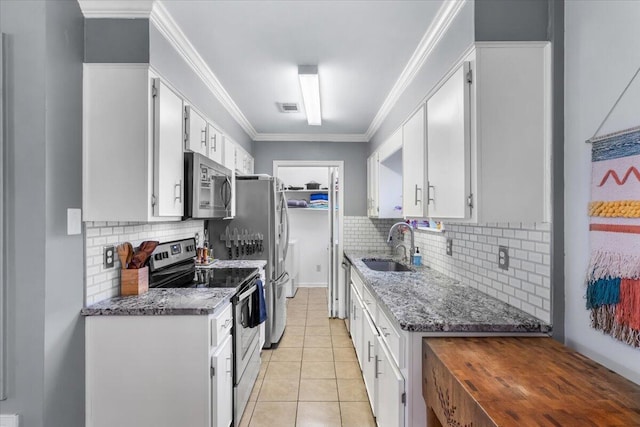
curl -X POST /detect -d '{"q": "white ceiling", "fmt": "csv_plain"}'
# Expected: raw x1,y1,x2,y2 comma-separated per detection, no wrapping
160,0,446,140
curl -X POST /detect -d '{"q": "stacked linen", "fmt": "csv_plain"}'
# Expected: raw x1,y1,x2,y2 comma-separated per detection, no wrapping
309,193,328,209
287,199,308,208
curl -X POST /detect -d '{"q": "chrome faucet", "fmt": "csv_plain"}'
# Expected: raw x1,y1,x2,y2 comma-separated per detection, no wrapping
387,222,415,263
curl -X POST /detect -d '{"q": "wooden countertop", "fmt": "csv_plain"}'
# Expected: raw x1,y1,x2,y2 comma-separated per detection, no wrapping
423,337,640,426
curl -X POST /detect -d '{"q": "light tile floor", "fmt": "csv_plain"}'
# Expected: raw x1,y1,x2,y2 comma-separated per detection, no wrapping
239,287,376,427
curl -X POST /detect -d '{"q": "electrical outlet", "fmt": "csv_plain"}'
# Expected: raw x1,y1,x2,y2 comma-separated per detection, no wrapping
316,265,321,272
498,246,509,270
446,238,453,256
104,245,115,269
195,232,200,246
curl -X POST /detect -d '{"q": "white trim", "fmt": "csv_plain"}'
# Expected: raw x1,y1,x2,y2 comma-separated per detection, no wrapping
364,0,467,141
150,1,258,140
0,415,19,427
77,0,154,18
254,133,368,143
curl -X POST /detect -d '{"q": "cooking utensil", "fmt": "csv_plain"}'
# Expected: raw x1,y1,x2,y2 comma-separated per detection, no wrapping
128,241,159,269
125,242,134,268
117,244,128,268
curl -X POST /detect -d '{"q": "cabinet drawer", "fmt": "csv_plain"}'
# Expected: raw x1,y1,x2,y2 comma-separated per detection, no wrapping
362,285,377,318
211,303,233,347
377,307,401,367
350,267,364,297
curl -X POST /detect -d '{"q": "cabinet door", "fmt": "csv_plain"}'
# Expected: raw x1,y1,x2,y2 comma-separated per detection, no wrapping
185,106,208,156
350,285,363,368
247,156,254,174
427,64,471,219
362,310,378,416
153,79,184,217
211,334,233,427
223,136,235,170
376,335,405,427
402,105,426,218
367,153,379,218
207,123,224,164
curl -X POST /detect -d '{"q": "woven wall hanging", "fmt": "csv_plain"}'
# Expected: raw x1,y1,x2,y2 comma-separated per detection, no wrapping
587,126,640,347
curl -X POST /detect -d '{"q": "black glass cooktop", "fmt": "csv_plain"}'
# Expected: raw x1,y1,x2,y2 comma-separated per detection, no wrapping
192,267,258,289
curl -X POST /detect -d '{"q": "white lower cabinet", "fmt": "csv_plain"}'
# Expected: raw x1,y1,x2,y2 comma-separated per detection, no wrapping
350,285,364,368
362,310,379,416
211,334,233,427
375,335,405,427
86,306,233,427
349,270,406,427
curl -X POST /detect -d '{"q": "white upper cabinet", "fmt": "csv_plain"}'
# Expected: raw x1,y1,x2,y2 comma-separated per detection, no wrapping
223,136,236,171
83,64,183,222
402,105,427,218
153,79,185,218
233,143,254,175
426,63,471,219
367,152,379,217
207,123,224,165
470,42,551,223
184,105,208,157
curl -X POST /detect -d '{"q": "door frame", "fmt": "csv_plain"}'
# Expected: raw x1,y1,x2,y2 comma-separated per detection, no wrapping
273,160,345,318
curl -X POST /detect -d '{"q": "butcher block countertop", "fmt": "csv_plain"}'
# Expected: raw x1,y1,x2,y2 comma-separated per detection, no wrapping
423,337,640,427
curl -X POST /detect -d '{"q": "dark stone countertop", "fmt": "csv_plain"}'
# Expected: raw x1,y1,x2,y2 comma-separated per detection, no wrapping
345,252,551,334
81,261,266,316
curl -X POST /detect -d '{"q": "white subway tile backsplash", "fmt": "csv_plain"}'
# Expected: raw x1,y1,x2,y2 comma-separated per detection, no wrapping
413,222,551,322
84,219,205,304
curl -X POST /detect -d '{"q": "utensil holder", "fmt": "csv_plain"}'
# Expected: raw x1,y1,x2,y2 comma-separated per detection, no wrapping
121,267,149,296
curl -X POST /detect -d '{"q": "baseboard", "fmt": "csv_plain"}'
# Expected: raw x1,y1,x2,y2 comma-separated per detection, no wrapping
0,415,19,427
298,283,328,288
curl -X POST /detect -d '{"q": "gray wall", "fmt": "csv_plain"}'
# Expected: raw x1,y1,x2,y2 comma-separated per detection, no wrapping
475,0,549,41
253,141,368,216
564,0,640,385
84,18,149,63
149,24,253,152
0,1,85,425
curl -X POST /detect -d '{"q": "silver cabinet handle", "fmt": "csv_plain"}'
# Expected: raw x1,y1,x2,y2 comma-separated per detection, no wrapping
201,128,207,146
174,180,182,202
415,184,422,206
375,355,380,379
367,341,373,362
428,183,435,204
211,133,217,152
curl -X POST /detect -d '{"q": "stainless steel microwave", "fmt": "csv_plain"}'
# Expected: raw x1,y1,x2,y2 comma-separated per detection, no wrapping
184,152,233,219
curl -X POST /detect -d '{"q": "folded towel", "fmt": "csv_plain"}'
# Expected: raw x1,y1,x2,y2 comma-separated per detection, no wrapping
287,199,308,208
310,193,328,201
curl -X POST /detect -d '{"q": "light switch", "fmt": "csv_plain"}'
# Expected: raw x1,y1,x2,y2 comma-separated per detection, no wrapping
67,208,82,235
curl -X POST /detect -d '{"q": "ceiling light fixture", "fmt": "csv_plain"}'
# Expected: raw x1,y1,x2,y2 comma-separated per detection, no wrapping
298,65,322,126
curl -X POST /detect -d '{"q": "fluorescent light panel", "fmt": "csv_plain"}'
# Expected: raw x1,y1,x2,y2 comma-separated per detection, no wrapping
298,65,321,126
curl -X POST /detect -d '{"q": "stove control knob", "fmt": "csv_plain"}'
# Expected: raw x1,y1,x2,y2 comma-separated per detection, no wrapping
154,253,162,261
162,252,169,259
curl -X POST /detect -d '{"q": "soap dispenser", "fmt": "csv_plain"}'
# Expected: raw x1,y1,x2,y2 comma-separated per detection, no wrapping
412,247,422,266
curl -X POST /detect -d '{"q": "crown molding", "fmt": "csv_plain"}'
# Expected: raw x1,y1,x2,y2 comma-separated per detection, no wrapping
253,133,368,143
364,0,467,141
150,1,258,139
77,0,154,18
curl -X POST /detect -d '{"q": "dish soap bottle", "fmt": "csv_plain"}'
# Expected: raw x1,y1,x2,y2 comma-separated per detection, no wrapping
412,247,422,266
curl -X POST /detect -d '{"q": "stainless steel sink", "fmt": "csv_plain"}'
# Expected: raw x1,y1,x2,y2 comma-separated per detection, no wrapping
362,258,412,272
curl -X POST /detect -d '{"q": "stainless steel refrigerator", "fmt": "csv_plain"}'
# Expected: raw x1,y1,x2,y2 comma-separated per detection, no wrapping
208,175,290,348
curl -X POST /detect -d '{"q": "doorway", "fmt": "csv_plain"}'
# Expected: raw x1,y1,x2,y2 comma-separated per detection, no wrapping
273,160,345,319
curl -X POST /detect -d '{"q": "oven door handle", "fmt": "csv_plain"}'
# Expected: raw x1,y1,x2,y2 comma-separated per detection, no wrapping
237,282,258,301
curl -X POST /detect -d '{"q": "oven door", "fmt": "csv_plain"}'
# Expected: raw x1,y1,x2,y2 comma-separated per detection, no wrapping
234,281,260,382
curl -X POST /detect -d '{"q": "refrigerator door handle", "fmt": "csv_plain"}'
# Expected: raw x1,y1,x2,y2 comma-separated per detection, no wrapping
281,191,290,262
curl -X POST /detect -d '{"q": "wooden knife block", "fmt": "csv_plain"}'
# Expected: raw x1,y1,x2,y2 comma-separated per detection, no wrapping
121,267,149,296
